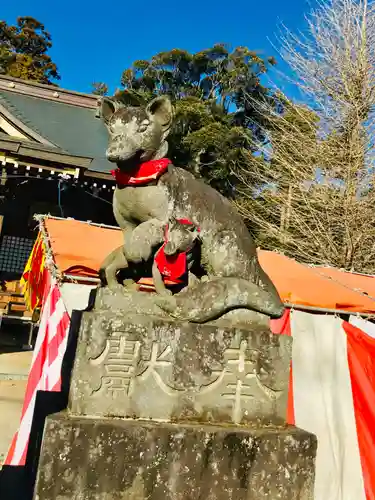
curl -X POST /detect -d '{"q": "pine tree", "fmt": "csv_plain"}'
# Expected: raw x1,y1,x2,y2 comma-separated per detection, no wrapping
114,45,276,196
0,16,60,84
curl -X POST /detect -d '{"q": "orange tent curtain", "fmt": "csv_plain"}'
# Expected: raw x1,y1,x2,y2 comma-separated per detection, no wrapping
23,217,375,315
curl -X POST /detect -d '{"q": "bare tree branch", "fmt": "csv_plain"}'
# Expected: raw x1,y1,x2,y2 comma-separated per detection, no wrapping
237,0,375,273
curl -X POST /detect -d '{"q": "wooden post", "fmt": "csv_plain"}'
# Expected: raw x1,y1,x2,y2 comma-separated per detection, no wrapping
1,166,7,186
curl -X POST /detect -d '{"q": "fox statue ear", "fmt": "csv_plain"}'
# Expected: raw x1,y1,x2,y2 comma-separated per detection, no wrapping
100,97,124,123
146,96,174,132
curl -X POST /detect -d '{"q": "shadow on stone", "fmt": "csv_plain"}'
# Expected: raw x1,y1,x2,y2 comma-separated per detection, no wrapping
34,414,317,500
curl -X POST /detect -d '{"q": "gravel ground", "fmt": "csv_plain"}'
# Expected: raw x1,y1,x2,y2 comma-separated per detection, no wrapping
0,349,32,467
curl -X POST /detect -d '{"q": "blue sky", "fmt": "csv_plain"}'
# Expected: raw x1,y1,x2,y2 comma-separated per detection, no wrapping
2,0,313,94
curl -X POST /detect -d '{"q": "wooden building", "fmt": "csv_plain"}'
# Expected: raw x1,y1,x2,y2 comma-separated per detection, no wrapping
0,75,115,343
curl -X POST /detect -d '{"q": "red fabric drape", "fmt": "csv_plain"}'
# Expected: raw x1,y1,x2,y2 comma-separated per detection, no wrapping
344,321,375,500
270,309,295,425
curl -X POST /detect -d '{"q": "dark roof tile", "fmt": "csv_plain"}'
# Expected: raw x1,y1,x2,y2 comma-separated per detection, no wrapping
0,89,112,173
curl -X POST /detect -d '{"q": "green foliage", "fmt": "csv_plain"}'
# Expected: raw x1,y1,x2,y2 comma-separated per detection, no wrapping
117,45,276,196
91,82,109,96
0,16,60,84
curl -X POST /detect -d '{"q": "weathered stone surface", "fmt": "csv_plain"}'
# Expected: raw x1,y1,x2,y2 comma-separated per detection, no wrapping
94,286,171,319
69,304,292,425
34,412,316,500
94,286,272,330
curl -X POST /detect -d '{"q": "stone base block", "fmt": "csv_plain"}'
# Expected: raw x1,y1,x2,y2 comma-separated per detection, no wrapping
69,310,291,425
34,412,316,500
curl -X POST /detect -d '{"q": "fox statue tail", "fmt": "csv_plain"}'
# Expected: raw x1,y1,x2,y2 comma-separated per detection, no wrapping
155,276,285,323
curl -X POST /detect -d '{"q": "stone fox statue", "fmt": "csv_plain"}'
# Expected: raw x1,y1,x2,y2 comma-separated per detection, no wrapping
152,217,201,297
99,95,284,321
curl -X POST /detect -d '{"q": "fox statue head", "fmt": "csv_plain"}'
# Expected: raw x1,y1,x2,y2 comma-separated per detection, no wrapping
100,96,174,167
163,218,200,256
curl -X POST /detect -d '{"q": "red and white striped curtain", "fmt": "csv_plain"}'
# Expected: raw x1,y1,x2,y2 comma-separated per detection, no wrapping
271,310,375,500
4,271,70,466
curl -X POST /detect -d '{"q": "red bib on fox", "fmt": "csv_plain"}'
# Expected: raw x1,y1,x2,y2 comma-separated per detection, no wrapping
110,158,171,186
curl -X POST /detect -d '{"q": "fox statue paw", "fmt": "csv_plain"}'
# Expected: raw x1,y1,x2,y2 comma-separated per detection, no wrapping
154,294,178,313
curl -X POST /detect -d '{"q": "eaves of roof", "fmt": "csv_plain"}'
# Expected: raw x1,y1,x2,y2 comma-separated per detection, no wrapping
0,133,94,170
0,76,112,174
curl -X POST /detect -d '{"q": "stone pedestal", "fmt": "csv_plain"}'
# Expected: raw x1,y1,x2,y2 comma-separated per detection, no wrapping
33,288,317,499
68,310,291,425
34,413,316,500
